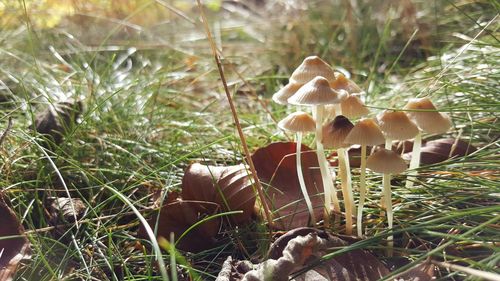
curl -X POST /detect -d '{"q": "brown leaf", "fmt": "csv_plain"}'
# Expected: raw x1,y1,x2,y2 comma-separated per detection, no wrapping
403,138,477,165
33,99,83,145
251,142,324,230
0,196,29,281
181,163,256,225
220,227,389,281
140,192,221,252
393,260,435,281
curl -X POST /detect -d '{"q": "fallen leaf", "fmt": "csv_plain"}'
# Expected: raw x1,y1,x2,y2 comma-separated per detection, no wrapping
140,191,221,252
181,163,256,225
0,196,29,281
393,260,435,281
33,99,83,145
48,197,86,224
251,142,325,230
216,227,389,281
403,138,476,165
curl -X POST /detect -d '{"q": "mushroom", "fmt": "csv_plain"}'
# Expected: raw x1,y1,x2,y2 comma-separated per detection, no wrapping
339,94,370,119
288,76,346,224
272,82,304,105
366,148,407,255
344,118,385,236
278,111,317,224
403,97,452,188
289,56,337,84
322,115,356,234
329,72,363,94
377,110,419,150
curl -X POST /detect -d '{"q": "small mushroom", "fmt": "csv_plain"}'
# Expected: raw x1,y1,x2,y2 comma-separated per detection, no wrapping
278,111,317,225
403,98,452,188
288,76,346,224
272,82,304,105
329,72,363,94
377,110,419,150
366,148,407,256
339,94,370,119
289,56,337,84
344,118,385,237
322,115,356,234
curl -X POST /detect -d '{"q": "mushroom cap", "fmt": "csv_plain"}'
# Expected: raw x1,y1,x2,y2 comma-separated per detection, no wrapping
404,97,452,134
322,115,354,149
290,56,336,84
366,148,407,174
278,111,316,133
341,94,370,119
344,118,385,146
288,76,346,106
377,110,419,140
272,82,304,105
330,72,362,94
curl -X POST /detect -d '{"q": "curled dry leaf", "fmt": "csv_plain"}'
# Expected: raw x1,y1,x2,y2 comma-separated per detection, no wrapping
181,163,256,225
251,142,324,230
215,227,389,281
140,192,221,252
402,138,477,165
33,99,83,145
0,196,29,281
345,138,476,168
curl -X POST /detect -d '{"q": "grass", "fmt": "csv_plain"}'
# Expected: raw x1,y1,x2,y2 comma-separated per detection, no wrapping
1,0,499,280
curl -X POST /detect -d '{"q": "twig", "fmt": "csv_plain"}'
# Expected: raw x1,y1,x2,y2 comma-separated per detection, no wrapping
0,117,13,147
196,0,273,227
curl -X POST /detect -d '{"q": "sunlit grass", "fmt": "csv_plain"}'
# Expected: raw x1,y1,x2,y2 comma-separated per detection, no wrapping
1,0,499,280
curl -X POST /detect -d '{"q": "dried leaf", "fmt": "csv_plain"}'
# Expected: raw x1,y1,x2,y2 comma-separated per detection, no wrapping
393,260,435,281
181,163,255,225
140,191,221,252
34,99,83,145
403,138,476,165
221,227,389,281
0,196,29,281
251,142,324,230
48,197,86,223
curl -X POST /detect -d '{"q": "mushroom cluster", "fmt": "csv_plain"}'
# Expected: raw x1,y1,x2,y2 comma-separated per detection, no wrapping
272,56,452,250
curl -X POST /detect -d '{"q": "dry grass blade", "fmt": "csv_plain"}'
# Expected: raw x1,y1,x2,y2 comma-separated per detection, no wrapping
195,0,273,227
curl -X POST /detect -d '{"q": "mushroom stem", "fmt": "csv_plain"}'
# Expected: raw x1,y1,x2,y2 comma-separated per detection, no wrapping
381,138,392,212
338,147,354,234
384,138,392,150
356,144,368,236
314,105,340,226
296,132,317,225
383,173,394,256
405,131,422,189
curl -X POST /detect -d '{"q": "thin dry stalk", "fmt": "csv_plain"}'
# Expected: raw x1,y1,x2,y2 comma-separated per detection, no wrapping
196,0,273,227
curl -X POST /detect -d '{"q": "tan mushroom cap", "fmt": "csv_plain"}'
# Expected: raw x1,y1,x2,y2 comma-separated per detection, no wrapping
322,115,354,149
404,97,452,134
344,118,385,146
341,94,370,119
366,148,407,174
377,110,419,140
272,82,304,105
290,56,336,84
330,72,362,94
278,111,316,133
288,76,346,106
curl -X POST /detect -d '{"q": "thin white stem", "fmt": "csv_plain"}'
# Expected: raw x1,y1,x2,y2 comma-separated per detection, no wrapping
385,138,392,150
383,173,394,257
296,132,316,225
338,148,354,234
381,138,392,212
357,145,367,237
314,106,340,225
406,131,422,189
